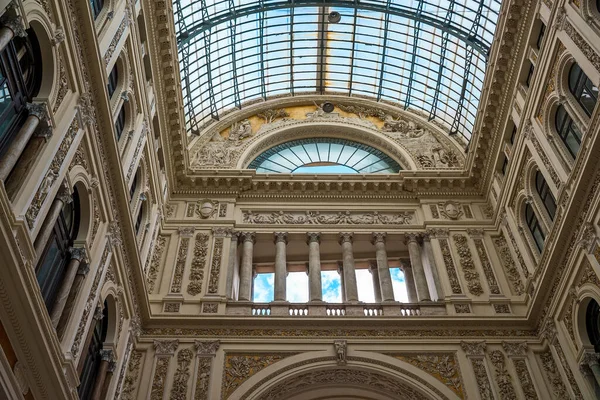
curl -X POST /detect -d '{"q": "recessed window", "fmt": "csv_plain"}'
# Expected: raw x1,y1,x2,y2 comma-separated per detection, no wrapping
129,170,139,201
568,63,598,117
135,203,144,234
535,171,556,220
90,0,105,20
114,106,126,141
525,63,534,87
525,203,545,252
501,156,508,175
555,105,582,158
586,300,600,353
510,125,517,144
536,23,545,50
107,64,118,99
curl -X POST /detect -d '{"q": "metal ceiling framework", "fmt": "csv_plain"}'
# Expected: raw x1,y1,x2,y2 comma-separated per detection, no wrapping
172,0,501,142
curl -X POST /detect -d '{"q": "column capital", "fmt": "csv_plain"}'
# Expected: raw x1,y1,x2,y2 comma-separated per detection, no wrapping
108,361,118,373
306,232,321,244
178,227,195,237
274,232,288,244
229,231,240,241
461,341,486,357
195,340,220,356
421,232,431,242
56,189,73,205
338,232,353,244
240,232,256,244
77,263,90,276
581,352,600,368
1,15,27,38
371,232,387,245
404,233,420,245
99,349,114,362
68,247,88,263
26,102,49,122
501,342,528,358
153,339,179,355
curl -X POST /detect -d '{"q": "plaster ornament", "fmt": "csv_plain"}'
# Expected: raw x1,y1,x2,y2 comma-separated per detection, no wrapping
154,339,179,355
334,340,347,365
242,210,414,225
257,108,289,123
382,115,425,138
198,199,216,218
13,362,28,395
187,233,209,296
195,340,220,356
192,131,242,167
439,201,463,220
228,119,253,141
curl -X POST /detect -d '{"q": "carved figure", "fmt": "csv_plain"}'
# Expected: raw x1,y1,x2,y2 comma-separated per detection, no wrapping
439,201,463,220
228,119,252,141
382,115,424,138
334,340,347,365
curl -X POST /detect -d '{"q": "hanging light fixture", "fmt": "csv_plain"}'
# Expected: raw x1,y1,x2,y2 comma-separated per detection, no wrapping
322,102,335,113
328,11,341,23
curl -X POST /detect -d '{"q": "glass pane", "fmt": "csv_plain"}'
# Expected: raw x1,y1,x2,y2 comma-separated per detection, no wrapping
253,273,274,302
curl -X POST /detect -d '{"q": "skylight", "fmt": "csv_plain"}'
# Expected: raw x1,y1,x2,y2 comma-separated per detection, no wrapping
173,0,501,141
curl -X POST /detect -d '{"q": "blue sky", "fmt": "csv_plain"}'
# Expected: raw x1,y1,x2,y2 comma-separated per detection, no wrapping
253,267,408,303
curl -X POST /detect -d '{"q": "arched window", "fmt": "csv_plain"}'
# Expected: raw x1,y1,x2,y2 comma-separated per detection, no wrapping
114,106,125,141
35,189,80,310
0,29,42,157
107,64,118,99
90,0,105,20
129,169,139,202
555,105,582,158
78,301,108,399
135,202,143,234
535,171,557,220
587,300,600,353
525,203,545,252
569,63,598,117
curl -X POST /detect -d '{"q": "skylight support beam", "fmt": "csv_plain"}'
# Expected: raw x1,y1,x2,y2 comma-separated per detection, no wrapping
376,0,392,102
259,2,267,100
404,0,424,109
316,5,327,95
289,0,295,96
348,5,358,96
201,0,219,120
228,0,241,109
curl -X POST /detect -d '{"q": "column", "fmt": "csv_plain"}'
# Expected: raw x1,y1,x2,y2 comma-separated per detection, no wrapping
100,360,117,399
0,103,49,181
372,233,395,302
0,15,26,53
49,247,87,328
337,262,346,302
369,262,382,303
225,232,239,300
57,261,89,340
273,232,288,302
237,232,255,301
422,232,444,300
404,233,431,301
339,233,358,302
194,341,220,398
307,232,322,302
581,352,600,389
401,260,418,303
34,188,72,263
90,349,113,400
78,305,104,374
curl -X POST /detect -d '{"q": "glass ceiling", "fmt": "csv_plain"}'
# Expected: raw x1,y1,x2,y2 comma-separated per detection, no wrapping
173,0,502,142
248,138,401,174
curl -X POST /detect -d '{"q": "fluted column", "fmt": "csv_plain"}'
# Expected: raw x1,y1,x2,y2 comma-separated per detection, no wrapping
49,247,87,328
0,102,50,181
34,188,72,263
238,232,255,301
339,233,358,302
401,260,418,303
372,233,395,302
90,349,113,400
307,232,322,302
225,232,239,300
0,15,26,53
422,232,444,300
273,232,288,301
369,262,382,303
404,234,431,301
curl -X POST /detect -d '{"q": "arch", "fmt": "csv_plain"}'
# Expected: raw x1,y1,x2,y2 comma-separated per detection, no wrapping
556,51,598,126
514,194,543,263
229,351,459,400
22,2,55,102
108,49,132,111
70,176,93,244
574,283,600,352
522,159,551,233
100,285,120,348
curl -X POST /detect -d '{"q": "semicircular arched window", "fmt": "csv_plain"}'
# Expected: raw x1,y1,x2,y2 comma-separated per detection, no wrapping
555,105,582,158
248,138,401,174
568,63,598,117
587,299,600,353
525,203,545,252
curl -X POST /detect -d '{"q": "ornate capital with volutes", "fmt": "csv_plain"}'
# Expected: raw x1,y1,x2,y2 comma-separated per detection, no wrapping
273,232,288,244
460,341,486,357
466,229,485,238
56,188,73,205
581,352,600,368
77,263,90,276
371,232,387,245
240,232,256,244
501,342,528,358
26,102,48,121
229,231,240,241
339,232,353,244
1,15,27,38
68,247,88,263
306,232,321,244
178,227,195,237
99,349,114,362
421,232,431,242
542,320,557,344
153,339,179,355
195,340,220,357
404,233,420,245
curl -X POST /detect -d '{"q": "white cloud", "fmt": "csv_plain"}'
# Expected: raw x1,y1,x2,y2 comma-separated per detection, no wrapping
390,268,409,302
253,273,274,302
321,271,342,303
356,269,375,302
286,272,309,303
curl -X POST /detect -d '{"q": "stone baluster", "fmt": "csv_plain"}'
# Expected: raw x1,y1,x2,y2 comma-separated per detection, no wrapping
0,15,27,53
369,262,382,303
34,188,72,264
339,233,358,302
225,232,239,300
404,233,431,301
307,232,322,302
49,247,88,328
90,349,114,400
422,232,444,300
238,232,255,301
273,232,288,302
400,259,418,303
372,233,395,302
0,103,50,181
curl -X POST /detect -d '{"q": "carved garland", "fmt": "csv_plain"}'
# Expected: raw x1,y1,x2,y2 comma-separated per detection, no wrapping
470,358,493,400
170,237,190,293
120,349,142,400
222,353,295,398
242,210,414,225
170,348,193,399
147,236,167,294
539,350,569,398
493,234,525,295
512,358,538,400
393,353,463,397
187,233,209,296
207,237,223,294
104,16,129,66
439,239,462,294
194,357,212,399
150,357,170,400
488,350,518,400
452,235,484,296
473,238,501,294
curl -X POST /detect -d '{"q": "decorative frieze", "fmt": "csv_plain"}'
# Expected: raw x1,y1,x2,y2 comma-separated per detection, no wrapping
164,303,180,313
493,304,511,314
170,348,193,399
187,233,209,296
170,238,190,293
202,303,218,313
394,353,463,397
207,238,223,294
150,357,170,400
493,234,525,295
121,350,143,400
473,238,501,294
452,235,484,296
439,239,462,294
539,350,568,398
430,204,440,219
242,210,414,225
104,16,129,66
222,353,294,398
454,304,471,314
489,350,517,400
147,236,167,294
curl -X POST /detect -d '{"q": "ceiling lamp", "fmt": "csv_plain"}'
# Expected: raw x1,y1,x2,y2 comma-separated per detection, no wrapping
328,11,341,23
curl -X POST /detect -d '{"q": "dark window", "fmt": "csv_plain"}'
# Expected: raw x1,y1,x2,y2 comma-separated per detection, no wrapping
78,302,108,399
555,105,582,158
597,0,600,14
90,0,105,19
129,170,138,201
525,203,545,252
568,63,598,117
135,203,143,234
501,156,508,175
536,23,546,50
114,106,126,141
587,300,600,353
107,64,118,99
510,125,517,144
525,63,534,87
35,189,80,310
535,171,557,220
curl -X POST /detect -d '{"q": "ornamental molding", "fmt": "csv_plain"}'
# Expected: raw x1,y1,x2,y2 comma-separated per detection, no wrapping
391,353,463,397
460,341,486,357
153,339,179,355
242,210,415,225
